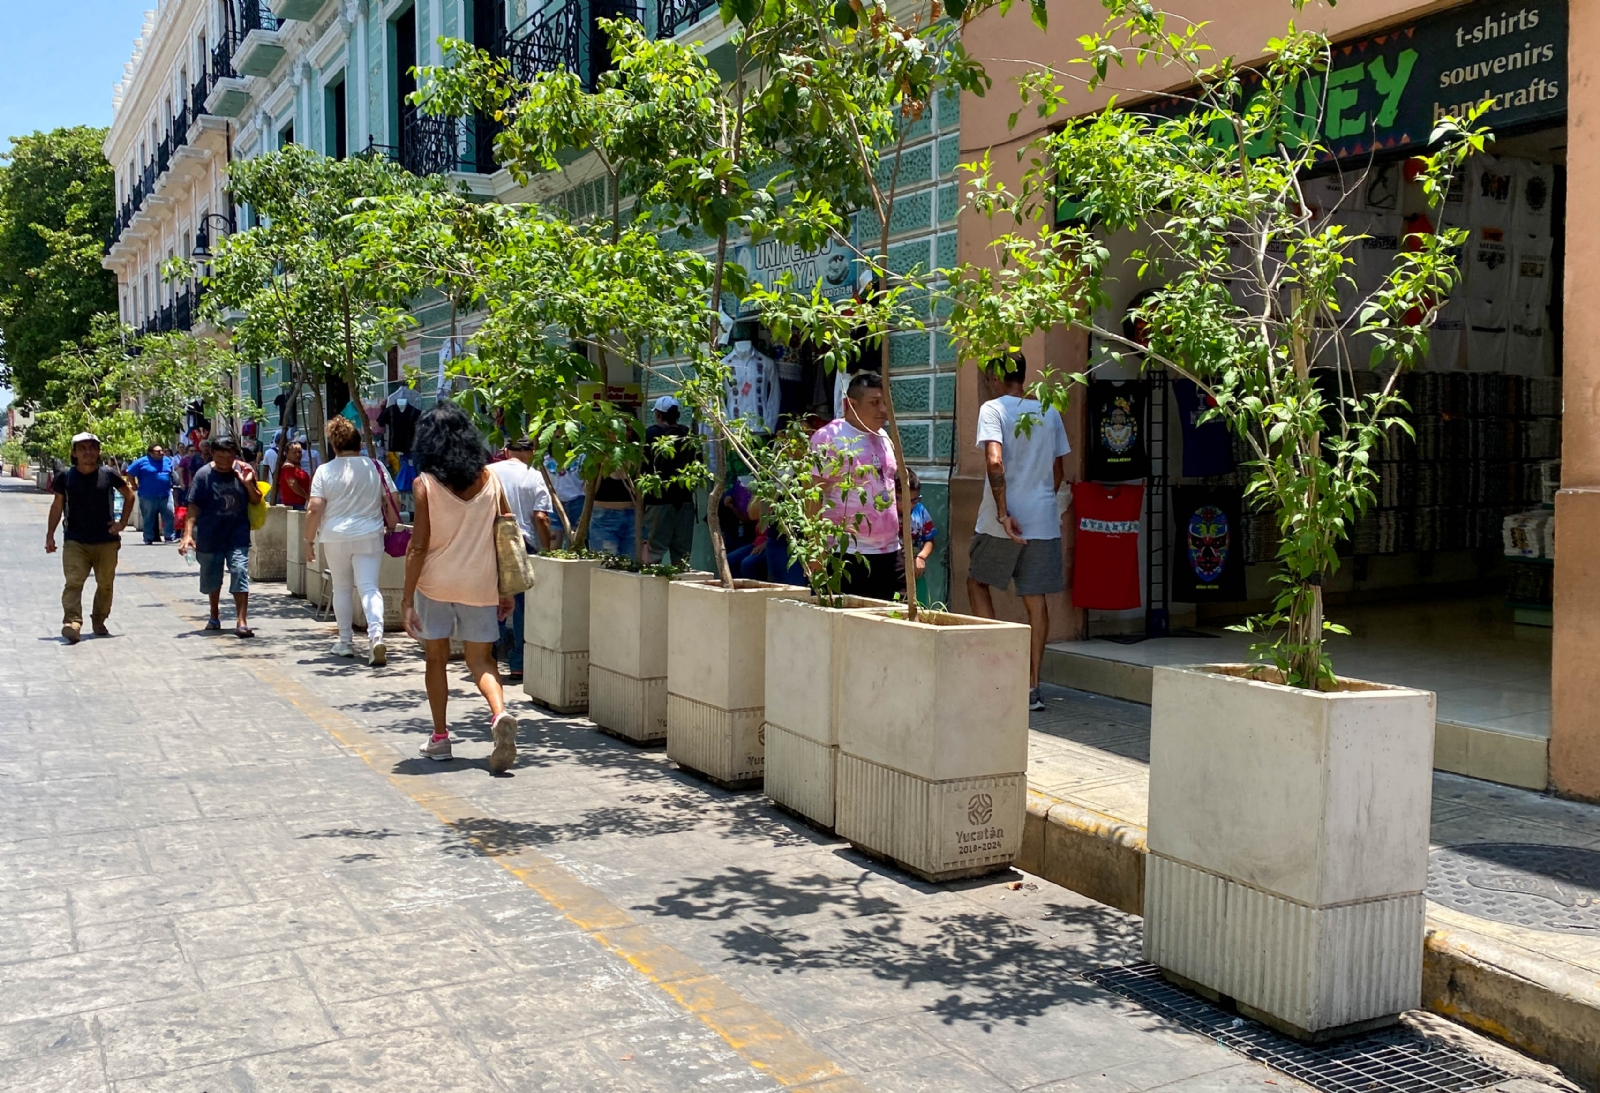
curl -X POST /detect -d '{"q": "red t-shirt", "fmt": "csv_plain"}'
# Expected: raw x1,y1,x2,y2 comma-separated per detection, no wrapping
1071,482,1144,610
278,464,311,507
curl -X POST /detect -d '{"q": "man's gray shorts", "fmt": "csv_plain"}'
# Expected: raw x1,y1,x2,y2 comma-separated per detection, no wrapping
968,533,1063,597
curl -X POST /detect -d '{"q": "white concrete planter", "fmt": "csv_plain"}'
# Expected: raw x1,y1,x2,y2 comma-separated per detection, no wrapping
248,505,289,581
588,568,672,743
305,551,330,609
1145,665,1436,1041
763,595,889,829
666,579,796,787
286,510,306,597
524,555,600,713
835,608,1030,882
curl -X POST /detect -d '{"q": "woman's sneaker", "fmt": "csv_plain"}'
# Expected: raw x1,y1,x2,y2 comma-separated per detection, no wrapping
1028,687,1045,712
369,641,387,667
330,642,356,658
418,734,453,761
489,713,518,774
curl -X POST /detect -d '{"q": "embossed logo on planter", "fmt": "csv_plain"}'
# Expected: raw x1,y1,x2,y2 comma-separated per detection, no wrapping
967,793,993,826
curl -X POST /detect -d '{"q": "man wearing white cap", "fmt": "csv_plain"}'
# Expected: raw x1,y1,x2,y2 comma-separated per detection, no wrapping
643,395,697,565
45,432,135,643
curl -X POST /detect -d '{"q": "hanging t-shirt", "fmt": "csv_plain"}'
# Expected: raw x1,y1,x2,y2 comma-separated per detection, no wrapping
1466,297,1509,373
1070,482,1143,610
974,395,1071,542
1086,380,1149,482
1463,225,1512,301
1171,485,1247,602
810,418,900,555
377,402,420,453
1465,154,1515,227
1507,240,1553,377
1430,296,1468,371
1172,379,1233,477
1512,160,1556,241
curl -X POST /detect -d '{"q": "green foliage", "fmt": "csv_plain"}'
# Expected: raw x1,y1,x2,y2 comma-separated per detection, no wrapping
197,146,443,453
122,330,262,447
19,314,141,462
0,126,118,403
946,0,1487,687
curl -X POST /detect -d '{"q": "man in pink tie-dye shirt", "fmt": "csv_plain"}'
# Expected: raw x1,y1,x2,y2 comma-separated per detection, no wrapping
808,372,902,600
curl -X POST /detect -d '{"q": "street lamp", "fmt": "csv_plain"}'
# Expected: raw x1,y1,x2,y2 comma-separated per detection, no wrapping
191,212,237,260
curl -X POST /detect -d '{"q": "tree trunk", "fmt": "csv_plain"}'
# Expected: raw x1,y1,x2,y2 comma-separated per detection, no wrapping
539,462,572,541
311,380,328,464
706,441,734,587
573,475,598,548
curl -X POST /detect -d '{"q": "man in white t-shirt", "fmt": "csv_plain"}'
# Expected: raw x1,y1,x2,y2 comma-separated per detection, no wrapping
965,354,1072,711
491,438,554,679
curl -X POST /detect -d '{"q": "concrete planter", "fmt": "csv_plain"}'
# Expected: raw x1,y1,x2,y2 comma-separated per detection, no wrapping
835,608,1030,882
666,579,796,787
1145,665,1435,1041
305,551,330,609
588,567,672,743
524,555,600,713
763,595,888,829
286,510,306,597
249,505,288,581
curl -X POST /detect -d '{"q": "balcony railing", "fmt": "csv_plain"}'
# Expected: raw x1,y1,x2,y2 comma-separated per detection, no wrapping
136,285,203,337
497,0,584,85
654,0,717,39
239,0,279,33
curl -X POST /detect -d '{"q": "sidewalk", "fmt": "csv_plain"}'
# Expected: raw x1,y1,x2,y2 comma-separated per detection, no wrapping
1021,686,1600,1091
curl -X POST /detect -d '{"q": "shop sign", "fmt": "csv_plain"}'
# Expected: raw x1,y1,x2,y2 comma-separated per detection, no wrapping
732,237,861,304
1061,0,1566,223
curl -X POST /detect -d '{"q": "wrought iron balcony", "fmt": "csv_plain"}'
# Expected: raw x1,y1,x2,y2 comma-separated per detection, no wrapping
654,0,718,39
109,63,220,246
496,0,583,85
136,286,202,337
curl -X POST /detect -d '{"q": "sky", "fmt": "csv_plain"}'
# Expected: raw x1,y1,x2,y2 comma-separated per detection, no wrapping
0,2,147,404
0,0,150,153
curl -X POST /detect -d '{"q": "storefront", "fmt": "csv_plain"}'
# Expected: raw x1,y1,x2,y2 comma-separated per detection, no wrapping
958,0,1588,794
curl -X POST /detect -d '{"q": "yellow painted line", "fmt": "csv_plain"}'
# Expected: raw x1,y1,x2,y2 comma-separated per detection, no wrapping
135,574,866,1091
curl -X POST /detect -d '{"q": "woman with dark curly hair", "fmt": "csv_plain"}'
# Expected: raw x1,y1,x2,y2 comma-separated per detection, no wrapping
401,402,519,773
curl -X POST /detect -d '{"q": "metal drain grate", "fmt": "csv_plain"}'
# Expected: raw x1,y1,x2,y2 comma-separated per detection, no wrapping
1085,964,1510,1093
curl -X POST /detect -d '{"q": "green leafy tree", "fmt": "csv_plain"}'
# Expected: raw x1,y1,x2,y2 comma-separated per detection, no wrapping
19,315,141,463
0,127,118,403
193,145,441,460
946,1,1485,686
120,330,261,449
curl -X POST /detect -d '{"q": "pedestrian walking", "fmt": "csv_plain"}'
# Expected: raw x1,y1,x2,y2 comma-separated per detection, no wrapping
125,443,178,543
276,439,312,510
178,435,264,637
809,371,902,600
489,437,553,680
642,396,698,565
544,450,587,547
401,402,519,773
45,432,135,643
305,416,400,666
965,354,1072,711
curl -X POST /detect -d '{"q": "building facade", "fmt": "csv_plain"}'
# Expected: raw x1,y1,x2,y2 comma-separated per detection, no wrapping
953,0,1597,798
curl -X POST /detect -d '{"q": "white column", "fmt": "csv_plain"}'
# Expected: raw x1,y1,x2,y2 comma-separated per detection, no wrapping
430,0,444,66
354,1,370,147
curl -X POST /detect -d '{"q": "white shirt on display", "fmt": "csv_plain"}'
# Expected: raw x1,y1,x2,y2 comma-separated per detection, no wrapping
974,395,1072,542
723,340,779,435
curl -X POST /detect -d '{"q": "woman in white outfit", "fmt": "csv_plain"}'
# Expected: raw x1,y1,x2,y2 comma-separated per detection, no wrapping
304,415,399,666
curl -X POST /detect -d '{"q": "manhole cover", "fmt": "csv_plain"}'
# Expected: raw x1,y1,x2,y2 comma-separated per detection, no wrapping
1427,843,1600,934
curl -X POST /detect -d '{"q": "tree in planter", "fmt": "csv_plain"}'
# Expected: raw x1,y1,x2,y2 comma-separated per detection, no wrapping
191,146,441,468
945,0,1485,687
121,329,262,448
348,185,711,557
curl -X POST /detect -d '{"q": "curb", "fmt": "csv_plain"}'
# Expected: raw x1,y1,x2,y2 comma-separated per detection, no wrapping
1021,791,1600,1091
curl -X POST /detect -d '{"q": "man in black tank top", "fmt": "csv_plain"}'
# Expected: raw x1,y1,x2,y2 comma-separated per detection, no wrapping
45,432,135,643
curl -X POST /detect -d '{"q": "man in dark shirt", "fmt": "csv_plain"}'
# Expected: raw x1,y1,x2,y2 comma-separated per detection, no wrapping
45,432,135,643
178,435,263,637
642,396,698,565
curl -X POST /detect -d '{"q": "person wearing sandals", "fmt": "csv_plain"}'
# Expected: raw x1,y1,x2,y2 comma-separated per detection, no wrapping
305,416,400,666
178,435,263,638
402,402,519,773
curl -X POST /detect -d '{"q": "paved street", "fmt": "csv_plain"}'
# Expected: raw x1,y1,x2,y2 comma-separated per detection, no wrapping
0,478,1537,1093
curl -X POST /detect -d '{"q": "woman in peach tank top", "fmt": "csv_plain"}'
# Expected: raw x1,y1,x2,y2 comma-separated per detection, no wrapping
401,402,519,773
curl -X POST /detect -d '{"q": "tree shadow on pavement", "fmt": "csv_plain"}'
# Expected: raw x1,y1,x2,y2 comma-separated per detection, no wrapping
632,864,1142,1031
